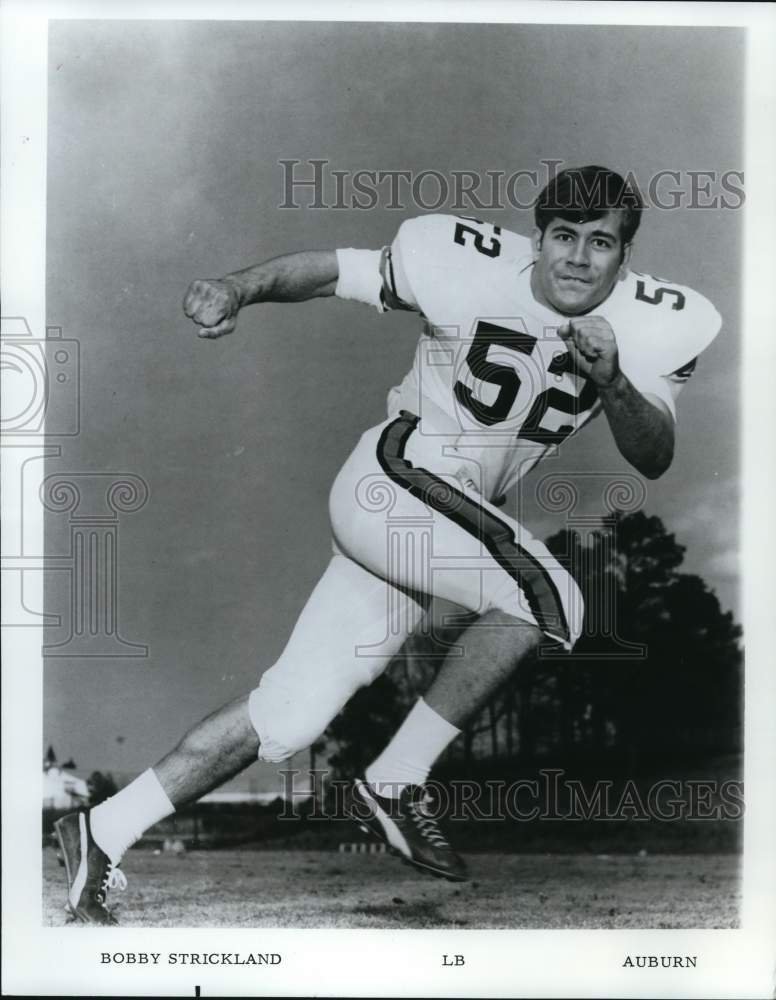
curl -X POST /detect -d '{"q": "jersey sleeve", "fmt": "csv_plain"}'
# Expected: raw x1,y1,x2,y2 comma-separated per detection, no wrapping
625,365,690,418
333,217,438,313
387,215,480,318
612,276,722,420
334,248,385,311
334,232,422,313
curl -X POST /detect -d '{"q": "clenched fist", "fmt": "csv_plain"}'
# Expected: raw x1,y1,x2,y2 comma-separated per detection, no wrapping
558,316,621,388
183,278,242,339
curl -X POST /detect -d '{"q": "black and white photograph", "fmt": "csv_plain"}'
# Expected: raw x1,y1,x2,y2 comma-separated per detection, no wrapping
2,2,776,996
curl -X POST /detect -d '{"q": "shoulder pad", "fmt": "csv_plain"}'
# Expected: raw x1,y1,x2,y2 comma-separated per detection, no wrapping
392,215,531,318
394,214,529,260
605,270,722,376
393,214,464,260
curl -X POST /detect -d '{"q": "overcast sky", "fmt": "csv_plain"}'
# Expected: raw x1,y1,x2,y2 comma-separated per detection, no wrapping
43,21,743,788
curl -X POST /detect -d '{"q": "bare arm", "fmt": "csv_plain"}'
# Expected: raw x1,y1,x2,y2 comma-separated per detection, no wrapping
596,374,674,480
183,250,338,338
559,316,674,480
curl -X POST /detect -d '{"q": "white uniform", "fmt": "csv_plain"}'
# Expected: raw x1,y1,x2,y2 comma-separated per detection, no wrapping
250,215,722,762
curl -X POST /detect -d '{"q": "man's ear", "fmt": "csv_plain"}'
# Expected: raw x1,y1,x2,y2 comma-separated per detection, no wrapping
619,241,633,278
531,226,543,260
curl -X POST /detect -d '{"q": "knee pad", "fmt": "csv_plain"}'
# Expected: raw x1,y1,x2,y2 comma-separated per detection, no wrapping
248,655,372,764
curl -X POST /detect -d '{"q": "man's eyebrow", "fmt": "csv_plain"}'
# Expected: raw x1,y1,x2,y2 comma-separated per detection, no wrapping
550,223,618,242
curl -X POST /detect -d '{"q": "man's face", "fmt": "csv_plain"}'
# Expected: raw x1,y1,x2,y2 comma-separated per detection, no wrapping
530,210,631,316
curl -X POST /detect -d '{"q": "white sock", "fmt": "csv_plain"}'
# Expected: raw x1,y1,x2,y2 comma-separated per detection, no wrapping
365,698,460,798
90,768,175,865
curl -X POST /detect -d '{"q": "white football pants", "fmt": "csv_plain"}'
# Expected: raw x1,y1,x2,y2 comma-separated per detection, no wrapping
249,413,582,762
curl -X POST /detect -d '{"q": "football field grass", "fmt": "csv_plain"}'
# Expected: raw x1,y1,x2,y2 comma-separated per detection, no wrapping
43,848,739,929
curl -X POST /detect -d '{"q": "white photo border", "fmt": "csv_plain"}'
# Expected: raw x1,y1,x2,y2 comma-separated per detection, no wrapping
2,1,775,997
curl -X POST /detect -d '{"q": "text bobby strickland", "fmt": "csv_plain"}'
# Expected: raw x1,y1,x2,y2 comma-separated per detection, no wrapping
100,952,281,966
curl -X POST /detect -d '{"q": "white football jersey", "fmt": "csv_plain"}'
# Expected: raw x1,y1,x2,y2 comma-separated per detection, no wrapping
336,214,721,502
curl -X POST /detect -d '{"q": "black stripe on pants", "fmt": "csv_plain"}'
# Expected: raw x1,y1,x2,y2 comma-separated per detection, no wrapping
375,412,570,646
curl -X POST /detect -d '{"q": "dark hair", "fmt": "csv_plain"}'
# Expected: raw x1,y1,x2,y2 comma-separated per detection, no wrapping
534,165,643,245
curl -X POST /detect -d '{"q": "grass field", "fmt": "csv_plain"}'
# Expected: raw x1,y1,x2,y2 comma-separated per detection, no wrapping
43,847,740,929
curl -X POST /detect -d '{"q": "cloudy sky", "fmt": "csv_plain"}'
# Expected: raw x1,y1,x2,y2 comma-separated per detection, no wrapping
43,20,742,787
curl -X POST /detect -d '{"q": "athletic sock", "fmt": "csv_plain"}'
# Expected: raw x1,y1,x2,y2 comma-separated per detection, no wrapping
365,698,460,799
89,768,175,865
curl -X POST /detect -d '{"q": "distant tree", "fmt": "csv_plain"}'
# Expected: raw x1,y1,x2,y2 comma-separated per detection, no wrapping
545,510,742,762
87,771,118,806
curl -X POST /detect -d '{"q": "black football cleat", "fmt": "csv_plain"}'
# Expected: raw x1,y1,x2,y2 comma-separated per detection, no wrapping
54,812,126,925
346,778,468,882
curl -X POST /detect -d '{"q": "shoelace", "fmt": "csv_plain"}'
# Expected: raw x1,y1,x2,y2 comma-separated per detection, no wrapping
106,866,128,892
97,864,127,904
408,793,451,849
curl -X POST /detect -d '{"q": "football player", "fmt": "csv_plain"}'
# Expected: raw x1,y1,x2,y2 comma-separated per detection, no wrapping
55,166,720,923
